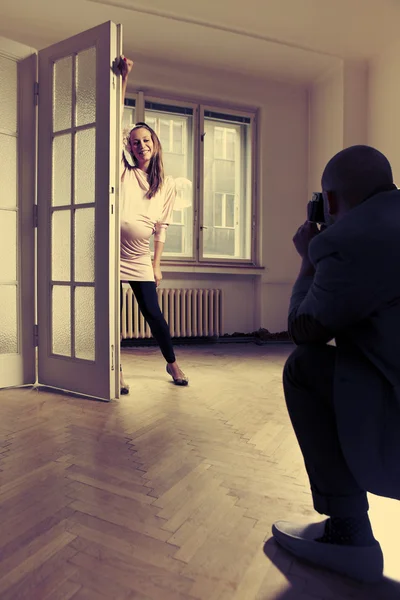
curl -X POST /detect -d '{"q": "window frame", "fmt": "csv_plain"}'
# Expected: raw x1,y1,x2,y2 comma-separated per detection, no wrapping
124,92,258,268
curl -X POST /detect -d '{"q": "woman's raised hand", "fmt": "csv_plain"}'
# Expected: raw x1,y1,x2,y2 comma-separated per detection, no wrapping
119,56,134,80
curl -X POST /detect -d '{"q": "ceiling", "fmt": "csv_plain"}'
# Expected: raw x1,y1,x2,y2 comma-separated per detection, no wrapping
0,0,398,83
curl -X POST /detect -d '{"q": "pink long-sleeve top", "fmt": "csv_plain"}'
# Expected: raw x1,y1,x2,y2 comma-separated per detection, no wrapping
120,164,176,282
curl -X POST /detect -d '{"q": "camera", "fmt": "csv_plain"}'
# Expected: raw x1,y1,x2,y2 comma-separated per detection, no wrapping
307,192,325,224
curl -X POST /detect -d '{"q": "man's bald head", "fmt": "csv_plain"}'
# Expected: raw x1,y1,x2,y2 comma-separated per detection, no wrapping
322,145,394,208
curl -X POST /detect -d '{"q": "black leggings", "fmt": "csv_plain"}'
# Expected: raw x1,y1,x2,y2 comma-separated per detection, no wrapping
120,281,176,364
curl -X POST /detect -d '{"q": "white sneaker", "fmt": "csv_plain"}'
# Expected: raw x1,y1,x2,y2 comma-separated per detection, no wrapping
269,520,384,584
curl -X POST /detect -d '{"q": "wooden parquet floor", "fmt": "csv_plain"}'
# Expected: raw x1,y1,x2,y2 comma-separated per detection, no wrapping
0,344,399,600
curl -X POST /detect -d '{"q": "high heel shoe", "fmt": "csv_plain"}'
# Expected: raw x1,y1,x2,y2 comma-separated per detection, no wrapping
120,364,130,395
166,364,189,386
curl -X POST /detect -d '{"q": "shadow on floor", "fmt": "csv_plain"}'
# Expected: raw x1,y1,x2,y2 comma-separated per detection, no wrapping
262,538,400,600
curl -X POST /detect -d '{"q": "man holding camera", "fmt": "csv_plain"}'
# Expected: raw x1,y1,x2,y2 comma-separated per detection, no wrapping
269,145,400,583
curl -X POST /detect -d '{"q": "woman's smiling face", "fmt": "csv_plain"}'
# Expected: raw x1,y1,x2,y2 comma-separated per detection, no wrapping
130,127,154,167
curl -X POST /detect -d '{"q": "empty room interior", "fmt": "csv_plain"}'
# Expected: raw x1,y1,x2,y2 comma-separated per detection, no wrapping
1,0,400,598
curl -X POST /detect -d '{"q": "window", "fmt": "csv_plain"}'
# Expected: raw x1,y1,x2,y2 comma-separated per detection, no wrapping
122,97,136,131
145,102,194,258
213,126,236,161
213,193,235,228
124,96,255,264
203,111,252,260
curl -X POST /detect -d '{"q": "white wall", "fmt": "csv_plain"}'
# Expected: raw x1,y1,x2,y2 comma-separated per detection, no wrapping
308,59,368,196
343,60,368,148
308,64,344,195
129,59,309,334
368,40,400,181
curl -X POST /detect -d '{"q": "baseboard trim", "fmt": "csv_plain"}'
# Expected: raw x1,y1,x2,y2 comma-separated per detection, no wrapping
121,335,293,348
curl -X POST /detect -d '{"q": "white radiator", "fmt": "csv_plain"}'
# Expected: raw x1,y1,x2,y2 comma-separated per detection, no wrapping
121,287,224,339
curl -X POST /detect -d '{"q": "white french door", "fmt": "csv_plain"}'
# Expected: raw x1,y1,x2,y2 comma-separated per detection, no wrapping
0,38,36,389
0,21,122,401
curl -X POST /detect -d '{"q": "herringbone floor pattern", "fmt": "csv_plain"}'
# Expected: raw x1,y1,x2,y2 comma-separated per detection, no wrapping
0,344,399,600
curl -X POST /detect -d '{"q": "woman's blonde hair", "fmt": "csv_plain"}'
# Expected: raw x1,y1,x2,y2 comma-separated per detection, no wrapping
125,122,164,199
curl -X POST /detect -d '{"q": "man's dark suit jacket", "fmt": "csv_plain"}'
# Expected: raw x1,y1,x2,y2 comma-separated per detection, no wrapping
289,189,400,500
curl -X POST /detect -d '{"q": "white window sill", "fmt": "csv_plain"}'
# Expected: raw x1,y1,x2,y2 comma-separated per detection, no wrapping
161,264,265,276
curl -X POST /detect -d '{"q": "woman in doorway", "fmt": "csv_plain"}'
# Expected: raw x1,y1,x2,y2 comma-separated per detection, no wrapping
118,56,188,395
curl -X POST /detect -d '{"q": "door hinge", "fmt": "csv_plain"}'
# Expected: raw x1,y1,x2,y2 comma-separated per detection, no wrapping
33,324,38,347
33,204,38,228
110,187,115,215
34,82,39,106
111,344,115,371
